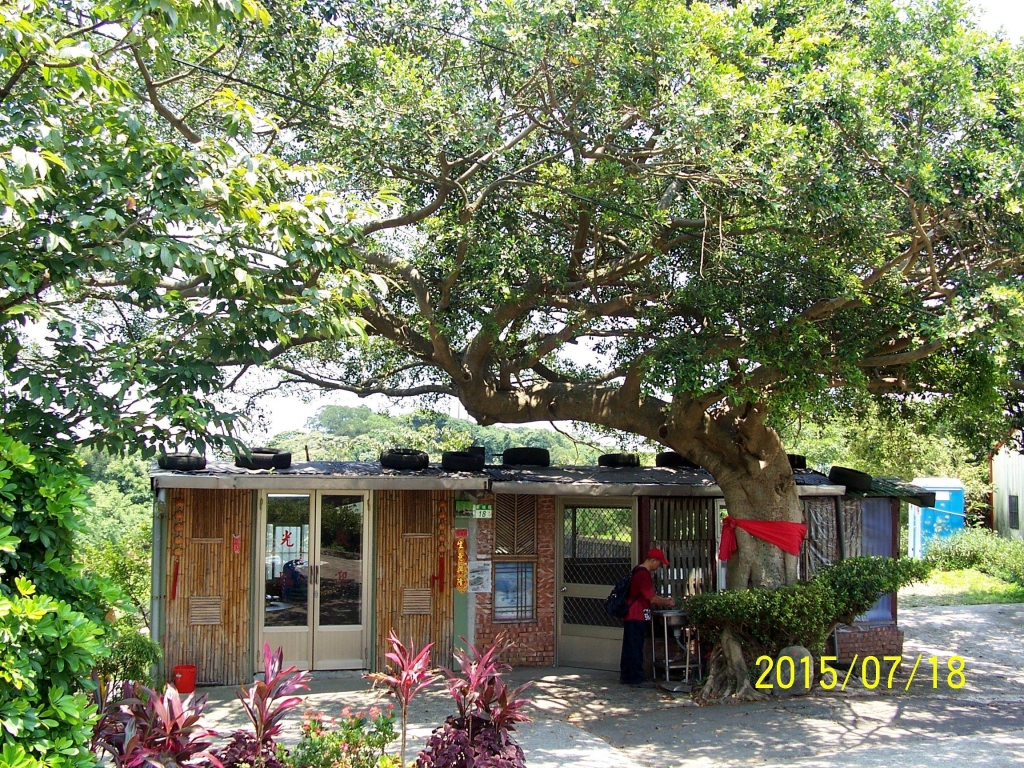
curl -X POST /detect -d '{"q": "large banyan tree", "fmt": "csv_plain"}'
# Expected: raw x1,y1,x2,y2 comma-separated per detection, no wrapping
248,0,1024,592
10,0,1022,695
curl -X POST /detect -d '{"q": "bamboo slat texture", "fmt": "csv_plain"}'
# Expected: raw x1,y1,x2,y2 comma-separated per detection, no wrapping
163,488,253,685
375,490,454,670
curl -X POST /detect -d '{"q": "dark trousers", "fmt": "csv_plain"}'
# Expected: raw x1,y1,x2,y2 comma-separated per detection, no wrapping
620,619,647,684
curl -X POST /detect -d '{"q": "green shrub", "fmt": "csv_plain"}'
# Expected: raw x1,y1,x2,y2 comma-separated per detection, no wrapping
80,525,152,627
815,556,932,624
686,556,930,659
926,529,1024,586
92,619,162,692
0,432,121,768
686,580,835,656
287,707,398,768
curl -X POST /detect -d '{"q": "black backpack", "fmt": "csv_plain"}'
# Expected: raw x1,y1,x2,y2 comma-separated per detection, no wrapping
604,566,642,619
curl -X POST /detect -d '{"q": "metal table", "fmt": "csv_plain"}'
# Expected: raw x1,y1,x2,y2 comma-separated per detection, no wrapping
651,610,702,686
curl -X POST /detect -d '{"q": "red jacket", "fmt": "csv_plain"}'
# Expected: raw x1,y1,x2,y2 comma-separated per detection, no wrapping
624,566,654,622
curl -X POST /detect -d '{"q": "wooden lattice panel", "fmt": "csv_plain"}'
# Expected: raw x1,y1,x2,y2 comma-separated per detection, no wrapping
494,495,537,556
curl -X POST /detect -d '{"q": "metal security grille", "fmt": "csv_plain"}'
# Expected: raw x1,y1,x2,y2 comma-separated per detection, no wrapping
494,495,537,555
649,497,717,597
563,596,621,627
563,506,632,585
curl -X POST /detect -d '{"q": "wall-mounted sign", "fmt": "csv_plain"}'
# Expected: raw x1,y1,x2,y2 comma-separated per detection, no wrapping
455,500,492,519
454,529,469,593
231,534,241,554
468,561,492,593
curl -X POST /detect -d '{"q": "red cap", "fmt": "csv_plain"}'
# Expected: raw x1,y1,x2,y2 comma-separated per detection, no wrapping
647,547,670,566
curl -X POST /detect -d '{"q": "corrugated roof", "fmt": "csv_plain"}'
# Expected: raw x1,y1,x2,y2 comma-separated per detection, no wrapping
150,460,842,496
864,477,937,507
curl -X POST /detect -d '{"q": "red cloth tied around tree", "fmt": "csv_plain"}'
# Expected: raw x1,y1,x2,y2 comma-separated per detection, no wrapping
718,516,808,561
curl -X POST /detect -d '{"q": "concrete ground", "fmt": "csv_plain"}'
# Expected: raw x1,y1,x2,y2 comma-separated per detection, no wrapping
202,603,1024,767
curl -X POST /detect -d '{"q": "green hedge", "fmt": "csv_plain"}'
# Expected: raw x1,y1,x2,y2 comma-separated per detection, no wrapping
926,529,1024,585
685,557,931,658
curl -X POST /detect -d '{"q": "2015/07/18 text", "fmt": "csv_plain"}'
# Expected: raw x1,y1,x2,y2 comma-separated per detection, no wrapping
754,654,967,691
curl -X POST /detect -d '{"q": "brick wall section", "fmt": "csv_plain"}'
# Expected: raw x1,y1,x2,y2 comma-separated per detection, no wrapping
474,494,557,666
834,625,905,664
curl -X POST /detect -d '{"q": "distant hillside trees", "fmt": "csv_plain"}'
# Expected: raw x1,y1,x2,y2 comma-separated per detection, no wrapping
270,406,602,465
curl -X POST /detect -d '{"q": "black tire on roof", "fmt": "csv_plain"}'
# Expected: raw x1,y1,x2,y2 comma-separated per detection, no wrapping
787,453,808,470
441,451,486,472
655,451,701,470
380,448,430,471
235,447,292,470
157,453,207,472
502,447,550,467
827,465,873,493
598,452,640,468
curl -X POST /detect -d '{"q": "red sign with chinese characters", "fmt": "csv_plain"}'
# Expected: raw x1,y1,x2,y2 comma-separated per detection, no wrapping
454,529,469,593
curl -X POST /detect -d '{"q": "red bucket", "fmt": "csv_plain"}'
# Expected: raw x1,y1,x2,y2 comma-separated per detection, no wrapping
173,664,197,694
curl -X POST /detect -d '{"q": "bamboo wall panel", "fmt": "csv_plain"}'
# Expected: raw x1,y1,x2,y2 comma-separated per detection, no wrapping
163,489,253,685
375,490,454,671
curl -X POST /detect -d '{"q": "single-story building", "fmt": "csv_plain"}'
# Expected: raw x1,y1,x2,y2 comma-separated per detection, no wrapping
149,458,923,685
991,442,1023,539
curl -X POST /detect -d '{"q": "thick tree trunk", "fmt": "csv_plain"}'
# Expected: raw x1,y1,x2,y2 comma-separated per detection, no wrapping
671,402,803,591
670,404,803,701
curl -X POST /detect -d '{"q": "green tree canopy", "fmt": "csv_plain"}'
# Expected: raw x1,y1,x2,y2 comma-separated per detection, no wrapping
1,0,379,456
226,0,1024,589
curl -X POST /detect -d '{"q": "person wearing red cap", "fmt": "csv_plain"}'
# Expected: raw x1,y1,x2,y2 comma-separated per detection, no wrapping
620,547,675,686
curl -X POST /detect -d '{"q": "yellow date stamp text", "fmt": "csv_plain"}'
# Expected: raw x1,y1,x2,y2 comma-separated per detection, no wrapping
754,654,967,691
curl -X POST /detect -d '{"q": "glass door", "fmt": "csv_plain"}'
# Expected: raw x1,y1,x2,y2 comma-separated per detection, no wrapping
312,494,366,669
261,492,369,671
263,494,313,668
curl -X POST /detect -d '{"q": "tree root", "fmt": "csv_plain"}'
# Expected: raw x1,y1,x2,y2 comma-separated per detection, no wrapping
696,627,767,704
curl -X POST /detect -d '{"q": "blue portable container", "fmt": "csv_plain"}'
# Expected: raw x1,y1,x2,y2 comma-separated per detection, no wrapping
908,477,966,558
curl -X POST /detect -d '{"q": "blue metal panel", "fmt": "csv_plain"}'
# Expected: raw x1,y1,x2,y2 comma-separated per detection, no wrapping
859,498,894,623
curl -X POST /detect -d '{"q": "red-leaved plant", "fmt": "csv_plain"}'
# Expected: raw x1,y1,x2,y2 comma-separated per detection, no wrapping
416,635,531,768
366,630,436,767
237,642,311,748
211,643,309,768
92,683,221,768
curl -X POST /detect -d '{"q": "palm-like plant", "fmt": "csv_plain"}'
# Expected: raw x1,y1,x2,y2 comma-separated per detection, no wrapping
366,631,436,767
443,637,531,747
237,642,311,748
92,683,221,768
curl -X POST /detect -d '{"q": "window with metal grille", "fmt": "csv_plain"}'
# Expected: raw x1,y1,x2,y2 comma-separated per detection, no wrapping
493,562,535,622
494,495,537,555
492,495,537,621
1010,496,1020,530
